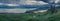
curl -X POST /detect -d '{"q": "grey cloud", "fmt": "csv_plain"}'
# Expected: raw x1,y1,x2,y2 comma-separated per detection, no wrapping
0,8,37,13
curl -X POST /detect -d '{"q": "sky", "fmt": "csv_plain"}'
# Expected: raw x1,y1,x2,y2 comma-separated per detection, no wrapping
0,0,60,6
0,0,60,13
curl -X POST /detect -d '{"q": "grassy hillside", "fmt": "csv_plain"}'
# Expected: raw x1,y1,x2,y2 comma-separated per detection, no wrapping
0,8,60,21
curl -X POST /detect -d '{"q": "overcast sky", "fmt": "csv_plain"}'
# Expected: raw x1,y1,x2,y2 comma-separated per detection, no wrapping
0,0,60,6
0,0,60,13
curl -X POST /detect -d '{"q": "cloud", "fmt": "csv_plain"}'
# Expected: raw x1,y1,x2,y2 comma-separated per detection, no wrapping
19,0,48,5
36,1,48,5
5,4,19,6
0,3,19,6
0,3,4,5
34,10,47,13
0,0,48,6
55,0,60,3
0,8,37,13
55,4,60,7
0,0,20,6
0,8,27,13
5,8,27,13
0,0,51,13
0,0,20,4
48,0,60,3
24,1,37,5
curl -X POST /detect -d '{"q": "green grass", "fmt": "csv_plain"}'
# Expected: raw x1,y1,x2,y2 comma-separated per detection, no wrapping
0,8,60,21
